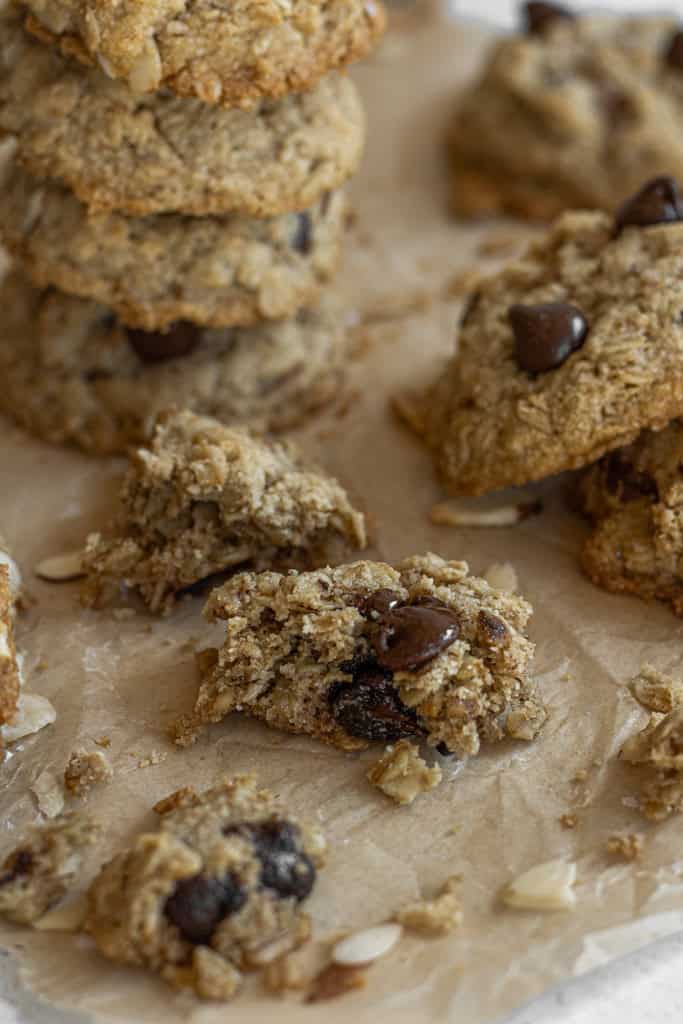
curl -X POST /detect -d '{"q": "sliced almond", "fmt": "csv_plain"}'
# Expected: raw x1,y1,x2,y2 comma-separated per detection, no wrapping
332,923,402,967
35,551,85,582
502,858,576,911
431,500,542,528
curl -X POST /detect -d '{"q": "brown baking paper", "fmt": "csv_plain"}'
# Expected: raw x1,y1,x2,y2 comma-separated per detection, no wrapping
3,5,683,1022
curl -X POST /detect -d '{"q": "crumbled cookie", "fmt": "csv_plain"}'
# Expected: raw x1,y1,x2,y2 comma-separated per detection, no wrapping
395,877,462,936
0,273,349,454
621,673,683,820
64,749,113,797
627,665,683,714
23,0,385,106
367,740,442,805
605,833,644,861
0,813,99,924
0,166,345,331
402,181,683,495
0,538,21,737
0,9,365,217
84,775,326,1000
578,422,683,615
173,553,546,759
82,409,365,613
449,4,683,220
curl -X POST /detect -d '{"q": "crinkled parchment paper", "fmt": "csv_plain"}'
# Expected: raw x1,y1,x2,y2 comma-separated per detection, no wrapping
3,4,683,1022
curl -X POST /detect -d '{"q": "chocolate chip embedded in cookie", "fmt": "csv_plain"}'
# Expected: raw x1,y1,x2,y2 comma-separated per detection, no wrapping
509,302,588,374
173,553,546,759
84,776,326,1001
614,176,683,234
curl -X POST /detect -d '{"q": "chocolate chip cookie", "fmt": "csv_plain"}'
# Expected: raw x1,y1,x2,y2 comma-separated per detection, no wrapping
450,3,683,220
0,538,21,738
0,274,349,454
84,775,326,1000
0,166,345,330
173,553,546,758
82,408,366,613
578,420,683,616
23,0,385,106
403,179,683,495
0,7,365,217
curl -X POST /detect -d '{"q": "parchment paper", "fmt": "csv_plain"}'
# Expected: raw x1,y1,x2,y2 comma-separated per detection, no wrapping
3,5,683,1022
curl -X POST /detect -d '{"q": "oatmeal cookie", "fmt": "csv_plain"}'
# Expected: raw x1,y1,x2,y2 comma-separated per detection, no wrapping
0,274,349,454
403,180,683,495
450,4,683,220
0,166,345,330
173,553,546,758
84,775,326,1000
0,9,365,217
23,0,385,106
82,408,366,613
0,538,21,736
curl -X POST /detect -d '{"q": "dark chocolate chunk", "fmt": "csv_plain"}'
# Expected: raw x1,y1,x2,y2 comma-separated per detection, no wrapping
664,29,683,70
292,212,313,255
0,849,33,887
605,452,658,502
509,301,588,374
371,603,460,673
359,589,404,620
328,677,424,742
251,821,315,902
614,176,683,234
164,873,246,944
127,322,201,364
523,1,574,35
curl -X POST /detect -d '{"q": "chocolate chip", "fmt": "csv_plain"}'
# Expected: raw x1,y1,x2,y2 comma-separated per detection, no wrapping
0,849,33,887
664,29,683,70
371,603,460,673
509,301,588,374
292,212,312,255
164,873,246,944
328,677,424,742
250,821,316,902
523,1,574,35
359,589,404,620
477,610,509,644
605,452,658,502
436,742,454,756
614,176,683,234
127,322,201,364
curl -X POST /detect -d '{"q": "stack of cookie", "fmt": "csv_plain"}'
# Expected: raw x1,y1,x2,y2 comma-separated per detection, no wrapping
0,0,385,453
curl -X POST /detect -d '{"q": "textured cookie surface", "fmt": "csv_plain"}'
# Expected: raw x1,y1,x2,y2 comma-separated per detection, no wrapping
84,775,326,1000
0,540,21,734
0,9,365,217
0,274,349,455
174,553,546,758
83,409,366,613
450,10,683,220
24,0,386,106
407,202,683,495
579,421,683,616
0,168,344,330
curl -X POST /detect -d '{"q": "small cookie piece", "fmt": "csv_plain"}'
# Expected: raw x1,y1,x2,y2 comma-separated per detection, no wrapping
0,538,21,737
0,166,345,331
23,0,385,106
82,408,366,613
0,9,365,217
173,553,546,758
84,775,326,1000
367,740,442,805
404,189,683,495
621,706,683,821
64,749,113,797
449,6,683,220
578,421,683,615
0,274,349,455
395,876,462,935
0,813,99,924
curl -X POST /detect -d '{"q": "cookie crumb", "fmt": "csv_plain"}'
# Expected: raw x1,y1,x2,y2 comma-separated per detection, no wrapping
94,735,111,748
64,749,113,797
367,740,442,805
395,876,462,935
628,665,683,714
559,813,578,829
306,963,367,1003
620,705,683,820
606,833,644,862
137,749,167,769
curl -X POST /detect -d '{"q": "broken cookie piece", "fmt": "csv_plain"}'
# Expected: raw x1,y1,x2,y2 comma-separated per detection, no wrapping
82,409,366,613
174,553,545,760
84,775,326,1000
395,877,462,935
64,749,113,797
621,687,683,821
367,740,442,805
0,813,99,925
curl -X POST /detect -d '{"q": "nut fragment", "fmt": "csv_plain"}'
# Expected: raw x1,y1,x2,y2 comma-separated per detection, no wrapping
332,923,402,967
430,500,542,528
34,552,85,582
502,858,577,911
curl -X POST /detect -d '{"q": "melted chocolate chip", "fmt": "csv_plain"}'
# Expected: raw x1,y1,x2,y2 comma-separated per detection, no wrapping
614,176,683,234
164,873,247,944
509,301,588,374
664,29,683,70
360,589,403,620
328,677,424,742
605,452,659,502
523,1,574,35
292,212,313,255
0,849,33,887
477,610,509,644
372,603,460,673
127,322,201,364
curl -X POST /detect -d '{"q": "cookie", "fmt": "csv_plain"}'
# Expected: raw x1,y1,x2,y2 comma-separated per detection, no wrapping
0,8,365,217
23,0,386,106
450,4,683,220
0,274,350,455
84,775,326,1000
404,180,683,495
0,539,21,735
578,420,683,616
82,408,366,613
0,166,345,330
173,553,546,758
